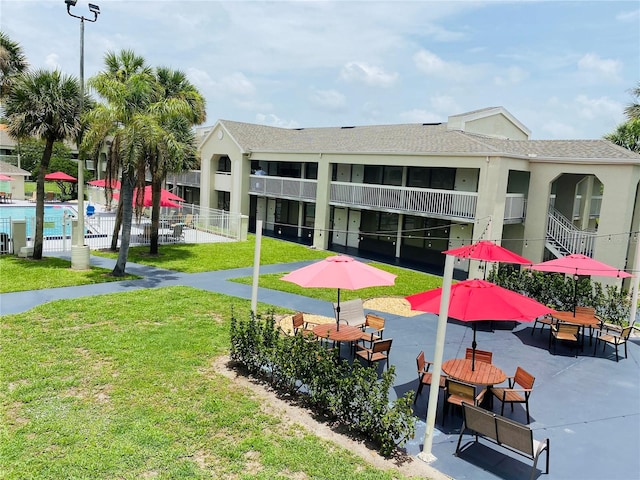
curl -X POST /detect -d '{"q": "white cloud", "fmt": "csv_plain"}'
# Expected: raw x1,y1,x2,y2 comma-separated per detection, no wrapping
493,66,529,87
44,53,61,71
399,109,442,123
255,113,299,129
540,120,579,139
413,49,477,80
575,95,623,121
212,72,256,96
616,9,640,22
340,62,398,87
309,89,347,112
429,95,461,115
577,53,622,81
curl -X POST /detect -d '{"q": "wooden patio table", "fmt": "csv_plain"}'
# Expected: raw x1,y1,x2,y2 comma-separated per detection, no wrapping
442,358,506,409
553,311,601,347
313,324,362,356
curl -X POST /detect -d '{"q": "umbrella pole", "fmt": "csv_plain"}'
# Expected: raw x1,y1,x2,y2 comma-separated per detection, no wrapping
336,288,341,331
471,324,477,371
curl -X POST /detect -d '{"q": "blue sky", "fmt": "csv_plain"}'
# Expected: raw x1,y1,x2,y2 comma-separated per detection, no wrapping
2,0,639,139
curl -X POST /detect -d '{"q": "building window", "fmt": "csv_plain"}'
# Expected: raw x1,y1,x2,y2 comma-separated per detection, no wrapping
363,165,403,186
407,167,455,189
217,156,231,173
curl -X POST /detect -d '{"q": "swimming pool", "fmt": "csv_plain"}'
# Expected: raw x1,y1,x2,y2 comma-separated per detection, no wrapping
0,205,77,237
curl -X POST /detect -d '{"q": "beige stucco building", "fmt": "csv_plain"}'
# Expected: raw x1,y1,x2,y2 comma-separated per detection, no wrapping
198,107,640,280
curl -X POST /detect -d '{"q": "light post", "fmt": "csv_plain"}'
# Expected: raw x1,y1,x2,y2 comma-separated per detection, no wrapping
65,0,99,270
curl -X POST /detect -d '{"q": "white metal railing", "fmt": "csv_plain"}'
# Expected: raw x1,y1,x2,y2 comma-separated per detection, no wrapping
248,175,529,221
546,207,596,255
0,204,242,254
331,181,478,220
249,175,317,201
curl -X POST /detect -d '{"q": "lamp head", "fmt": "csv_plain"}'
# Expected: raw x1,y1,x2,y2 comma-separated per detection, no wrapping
65,0,78,6
88,3,100,14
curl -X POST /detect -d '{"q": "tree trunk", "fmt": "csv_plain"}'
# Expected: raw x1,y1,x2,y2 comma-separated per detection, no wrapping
149,173,162,255
110,195,123,251
33,138,54,260
112,172,135,277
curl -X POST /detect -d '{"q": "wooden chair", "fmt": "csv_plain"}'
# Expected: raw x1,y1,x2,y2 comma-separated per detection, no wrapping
359,313,385,347
355,338,392,369
531,314,556,335
443,378,486,425
183,214,194,227
290,312,317,338
595,325,632,362
549,322,580,355
490,366,536,423
414,350,446,404
465,348,493,364
575,306,596,316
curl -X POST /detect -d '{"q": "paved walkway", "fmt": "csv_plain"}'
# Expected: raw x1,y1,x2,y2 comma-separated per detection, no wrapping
1,255,639,480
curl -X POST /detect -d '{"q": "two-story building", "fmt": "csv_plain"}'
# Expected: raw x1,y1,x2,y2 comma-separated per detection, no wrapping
197,107,640,279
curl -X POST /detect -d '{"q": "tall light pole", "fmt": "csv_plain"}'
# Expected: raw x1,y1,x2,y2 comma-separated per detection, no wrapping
65,0,99,270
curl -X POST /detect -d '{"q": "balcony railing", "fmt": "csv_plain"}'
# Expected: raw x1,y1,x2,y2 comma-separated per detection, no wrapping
331,181,478,220
249,175,317,201
248,175,528,222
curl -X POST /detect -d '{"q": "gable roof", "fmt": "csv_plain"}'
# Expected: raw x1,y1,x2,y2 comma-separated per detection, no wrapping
214,119,640,163
0,160,30,176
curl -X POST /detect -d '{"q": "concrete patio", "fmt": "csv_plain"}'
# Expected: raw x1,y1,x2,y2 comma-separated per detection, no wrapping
1,256,638,480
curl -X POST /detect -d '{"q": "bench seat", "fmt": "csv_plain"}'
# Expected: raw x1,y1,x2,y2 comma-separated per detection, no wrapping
456,403,549,480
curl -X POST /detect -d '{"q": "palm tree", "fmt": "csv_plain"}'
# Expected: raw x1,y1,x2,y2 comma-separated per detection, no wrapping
146,67,205,254
4,69,82,259
0,31,28,101
84,50,155,276
604,118,640,153
624,83,640,120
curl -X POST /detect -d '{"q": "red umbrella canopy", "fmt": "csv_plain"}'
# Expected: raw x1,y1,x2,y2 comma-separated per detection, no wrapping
45,171,77,182
112,191,182,208
0,174,13,181
88,179,121,189
143,186,184,203
406,279,554,322
281,255,396,290
407,279,554,370
528,254,632,278
281,255,396,329
444,240,531,264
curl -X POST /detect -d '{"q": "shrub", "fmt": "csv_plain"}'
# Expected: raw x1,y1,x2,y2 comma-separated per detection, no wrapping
229,310,416,456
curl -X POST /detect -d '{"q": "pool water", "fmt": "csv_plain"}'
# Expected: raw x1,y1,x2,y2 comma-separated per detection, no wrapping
0,205,77,237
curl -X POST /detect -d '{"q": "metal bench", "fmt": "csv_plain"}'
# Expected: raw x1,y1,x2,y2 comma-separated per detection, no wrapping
456,403,549,480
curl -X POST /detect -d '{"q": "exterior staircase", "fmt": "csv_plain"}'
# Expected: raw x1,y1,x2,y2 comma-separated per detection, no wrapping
545,207,596,258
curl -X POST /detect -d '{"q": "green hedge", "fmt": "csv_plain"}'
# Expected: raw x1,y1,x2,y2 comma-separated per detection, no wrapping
229,310,416,456
487,267,631,325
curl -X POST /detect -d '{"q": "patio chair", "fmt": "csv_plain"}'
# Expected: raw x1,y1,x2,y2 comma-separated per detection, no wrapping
443,378,486,425
290,312,317,338
465,348,493,364
531,314,556,335
490,366,535,423
594,325,632,362
333,298,366,328
183,214,194,228
359,313,385,348
414,350,446,404
355,338,392,369
549,322,580,355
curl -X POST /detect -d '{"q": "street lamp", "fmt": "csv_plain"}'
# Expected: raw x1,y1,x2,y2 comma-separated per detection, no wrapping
65,0,100,270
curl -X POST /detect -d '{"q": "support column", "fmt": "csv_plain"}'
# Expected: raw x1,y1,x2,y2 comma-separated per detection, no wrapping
313,155,331,250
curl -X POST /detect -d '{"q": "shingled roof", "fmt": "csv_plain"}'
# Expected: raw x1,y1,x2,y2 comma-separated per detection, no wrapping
216,119,640,163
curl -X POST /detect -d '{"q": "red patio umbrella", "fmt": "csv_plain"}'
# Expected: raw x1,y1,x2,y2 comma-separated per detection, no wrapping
406,279,554,370
0,174,13,181
281,255,397,329
88,179,121,189
528,253,631,315
45,171,77,182
444,240,531,264
112,191,183,208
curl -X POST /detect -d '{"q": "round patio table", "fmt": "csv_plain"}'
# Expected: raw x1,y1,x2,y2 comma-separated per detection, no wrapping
442,358,506,386
553,311,601,347
313,324,362,356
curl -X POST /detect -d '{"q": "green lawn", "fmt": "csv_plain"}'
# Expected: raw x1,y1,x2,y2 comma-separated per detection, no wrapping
0,256,139,293
92,236,332,273
0,287,415,479
230,263,443,302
